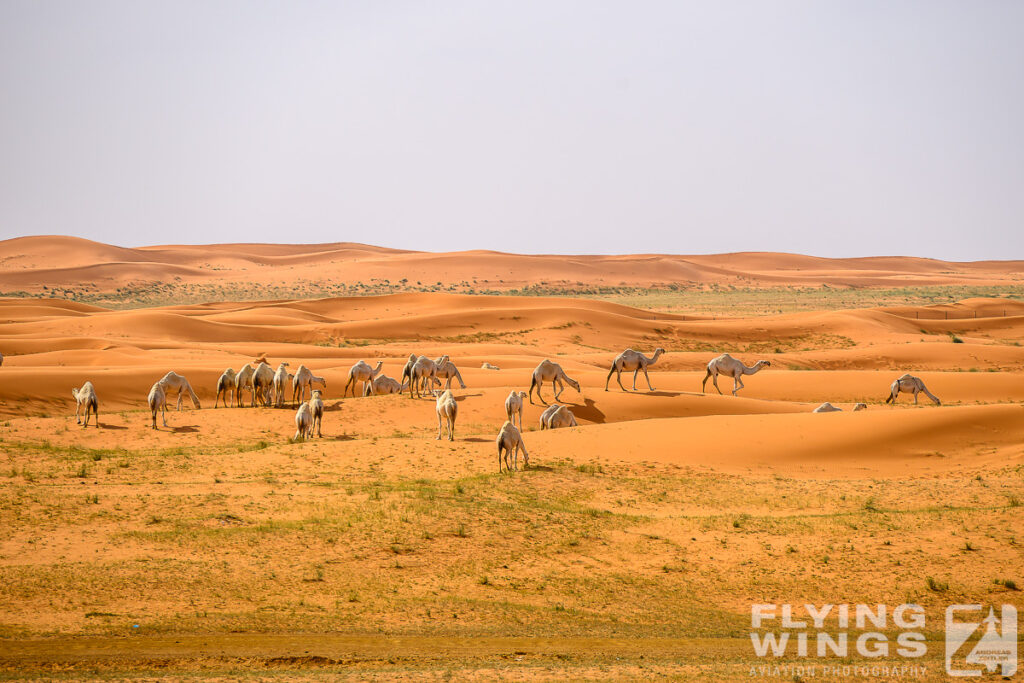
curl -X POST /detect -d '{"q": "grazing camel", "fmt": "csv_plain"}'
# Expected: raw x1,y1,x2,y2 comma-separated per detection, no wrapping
308,389,324,438
434,389,458,441
481,362,500,370
215,368,236,408
252,361,275,407
158,372,201,410
293,402,313,442
147,381,168,429
504,390,527,430
885,374,941,406
701,354,770,396
497,421,529,472
528,359,580,405
235,363,255,407
540,404,577,429
272,363,291,407
292,365,327,405
343,360,383,397
363,374,405,396
71,381,99,427
605,348,665,392
434,357,466,390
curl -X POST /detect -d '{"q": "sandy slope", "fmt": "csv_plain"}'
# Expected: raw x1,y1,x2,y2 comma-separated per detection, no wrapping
2,236,1024,295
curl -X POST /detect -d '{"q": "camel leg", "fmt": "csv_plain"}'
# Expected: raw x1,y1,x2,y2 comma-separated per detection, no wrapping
75,401,82,425
161,403,168,427
711,372,723,395
631,368,640,391
81,403,89,427
642,366,655,391
553,378,563,402
534,383,546,405
733,375,744,396
93,404,99,428
913,389,919,405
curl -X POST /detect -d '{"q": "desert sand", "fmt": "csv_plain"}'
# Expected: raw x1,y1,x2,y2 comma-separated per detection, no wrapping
1,243,1022,680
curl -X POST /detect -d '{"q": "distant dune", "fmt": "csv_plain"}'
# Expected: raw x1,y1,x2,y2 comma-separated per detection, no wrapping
1,236,1022,298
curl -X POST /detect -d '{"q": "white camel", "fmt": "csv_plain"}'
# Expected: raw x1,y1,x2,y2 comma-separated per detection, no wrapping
252,361,275,407
272,363,291,408
293,402,313,442
814,402,869,413
308,389,324,438
292,365,327,406
434,389,458,441
147,381,168,429
270,371,295,407
701,354,771,396
481,362,500,371
215,368,237,408
885,374,941,406
363,374,406,396
434,357,466,390
157,371,201,410
497,421,529,472
343,360,383,397
504,390,527,430
540,404,577,429
71,381,99,428
235,363,255,407
605,348,665,392
528,359,581,405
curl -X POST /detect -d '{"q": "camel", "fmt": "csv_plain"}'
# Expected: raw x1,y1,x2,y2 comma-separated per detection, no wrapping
343,360,383,397
853,403,867,411
235,363,255,407
605,348,665,392
434,389,458,441
885,374,940,406
363,374,406,396
215,368,237,408
497,421,529,472
481,362,500,370
270,371,295,407
71,381,99,428
272,363,291,408
813,402,842,413
400,354,418,391
0,351,3,366
252,361,275,407
404,355,448,399
157,372,201,410
308,389,324,438
504,390,527,430
528,359,580,405
540,404,577,429
434,357,466,390
701,354,771,396
292,365,327,406
293,401,313,442
147,381,168,429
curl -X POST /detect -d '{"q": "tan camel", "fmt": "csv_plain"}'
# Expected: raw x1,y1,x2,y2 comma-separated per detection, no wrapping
157,371,201,410
235,363,255,407
504,390,527,430
147,381,168,429
344,360,383,397
885,374,940,405
528,359,580,405
434,389,458,441
540,404,577,429
605,348,665,392
293,401,313,442
481,362,500,370
702,354,771,396
404,355,448,399
71,381,99,428
252,361,275,407
363,374,405,396
497,421,529,472
292,365,327,406
215,368,236,408
308,389,324,438
853,403,867,411
434,357,466,390
271,363,291,408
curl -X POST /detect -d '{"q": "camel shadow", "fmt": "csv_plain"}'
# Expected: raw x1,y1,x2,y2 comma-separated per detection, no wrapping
98,424,128,431
453,393,483,402
462,437,490,443
171,425,199,433
327,434,357,442
565,398,606,424
524,464,554,472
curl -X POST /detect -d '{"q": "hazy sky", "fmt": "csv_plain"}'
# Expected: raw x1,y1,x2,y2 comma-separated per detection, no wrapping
1,2,1022,259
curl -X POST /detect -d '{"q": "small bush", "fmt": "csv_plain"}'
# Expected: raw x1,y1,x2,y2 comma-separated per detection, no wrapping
926,576,948,592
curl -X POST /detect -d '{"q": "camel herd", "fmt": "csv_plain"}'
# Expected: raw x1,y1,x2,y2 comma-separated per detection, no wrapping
28,345,944,472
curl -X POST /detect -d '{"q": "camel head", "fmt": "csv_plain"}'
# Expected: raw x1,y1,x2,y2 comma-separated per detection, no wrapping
566,376,581,393
71,387,80,400
312,390,322,398
757,360,771,368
